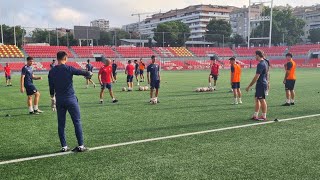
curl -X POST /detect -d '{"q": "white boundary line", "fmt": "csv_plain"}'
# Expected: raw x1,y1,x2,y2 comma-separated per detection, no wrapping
1,114,320,166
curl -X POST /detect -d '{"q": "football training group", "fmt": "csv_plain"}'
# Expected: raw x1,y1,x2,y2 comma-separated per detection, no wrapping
9,49,296,152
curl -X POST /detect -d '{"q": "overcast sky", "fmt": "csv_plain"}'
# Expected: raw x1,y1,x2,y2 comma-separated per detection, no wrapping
0,0,318,29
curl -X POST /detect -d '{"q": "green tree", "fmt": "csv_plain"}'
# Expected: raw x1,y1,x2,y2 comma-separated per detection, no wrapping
252,6,305,46
1,24,26,47
231,34,245,46
99,31,112,45
206,20,232,46
153,21,190,47
308,28,320,43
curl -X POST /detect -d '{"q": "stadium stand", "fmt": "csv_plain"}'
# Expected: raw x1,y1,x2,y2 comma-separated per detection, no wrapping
6,62,25,71
168,47,193,57
289,44,320,55
23,46,74,58
153,47,175,57
235,46,287,56
71,46,117,58
188,47,234,57
115,47,155,58
0,45,24,58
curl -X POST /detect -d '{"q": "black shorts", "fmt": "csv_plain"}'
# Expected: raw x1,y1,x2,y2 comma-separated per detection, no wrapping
140,70,144,75
150,80,160,89
25,85,38,96
127,75,134,82
112,71,117,77
5,75,11,80
285,80,296,91
210,74,218,81
232,82,240,89
101,83,112,90
255,85,267,99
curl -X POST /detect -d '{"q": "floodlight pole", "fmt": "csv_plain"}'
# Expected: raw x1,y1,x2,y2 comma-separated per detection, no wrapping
1,24,3,44
247,0,251,48
268,0,274,47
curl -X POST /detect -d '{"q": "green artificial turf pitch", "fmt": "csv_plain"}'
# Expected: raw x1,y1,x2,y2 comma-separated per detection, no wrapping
0,68,319,179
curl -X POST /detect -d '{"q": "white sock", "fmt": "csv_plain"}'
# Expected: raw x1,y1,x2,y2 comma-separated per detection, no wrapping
262,113,267,118
100,99,103,102
112,98,115,101
213,86,216,89
291,99,295,103
29,106,34,112
238,98,242,102
254,112,259,117
286,99,290,103
62,146,68,149
34,105,38,110
209,83,212,87
234,98,238,103
79,145,84,148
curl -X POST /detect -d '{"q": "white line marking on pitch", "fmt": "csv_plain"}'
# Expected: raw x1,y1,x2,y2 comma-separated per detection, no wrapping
1,114,320,166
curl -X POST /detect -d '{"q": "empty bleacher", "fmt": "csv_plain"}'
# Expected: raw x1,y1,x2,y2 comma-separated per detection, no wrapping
235,46,287,57
0,45,24,58
168,47,193,57
115,47,155,58
153,47,175,57
188,47,234,57
71,46,117,58
289,44,320,55
23,46,74,58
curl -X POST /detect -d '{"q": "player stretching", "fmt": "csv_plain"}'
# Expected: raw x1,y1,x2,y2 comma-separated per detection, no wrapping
4,63,12,86
125,60,135,91
134,60,140,85
208,56,220,90
98,58,118,104
147,55,161,103
112,60,118,82
246,50,269,121
282,53,296,106
48,51,92,152
139,58,146,82
20,57,43,115
85,59,96,88
229,57,242,104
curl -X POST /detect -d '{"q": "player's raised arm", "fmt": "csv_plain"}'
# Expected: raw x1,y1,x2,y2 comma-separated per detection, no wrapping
71,66,92,77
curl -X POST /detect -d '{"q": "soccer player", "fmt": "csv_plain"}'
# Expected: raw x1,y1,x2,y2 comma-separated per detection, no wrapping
85,59,96,88
125,60,135,91
20,57,43,115
147,55,161,103
282,53,296,106
134,60,140,85
139,58,146,82
48,51,92,152
208,56,220,90
98,58,118,104
229,57,242,104
50,59,56,69
4,63,12,86
112,60,118,82
245,50,269,121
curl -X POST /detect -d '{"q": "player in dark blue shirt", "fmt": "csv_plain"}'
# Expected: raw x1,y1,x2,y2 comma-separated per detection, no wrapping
246,50,269,121
20,57,43,115
85,59,96,88
50,59,56,69
48,51,92,152
112,60,118,82
147,55,161,103
134,60,140,85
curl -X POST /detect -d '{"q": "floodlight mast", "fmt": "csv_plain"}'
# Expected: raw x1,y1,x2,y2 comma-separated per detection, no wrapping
131,11,160,47
247,0,274,48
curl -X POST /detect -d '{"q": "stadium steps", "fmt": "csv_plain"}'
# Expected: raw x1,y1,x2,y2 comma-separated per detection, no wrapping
69,47,79,58
112,47,123,58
